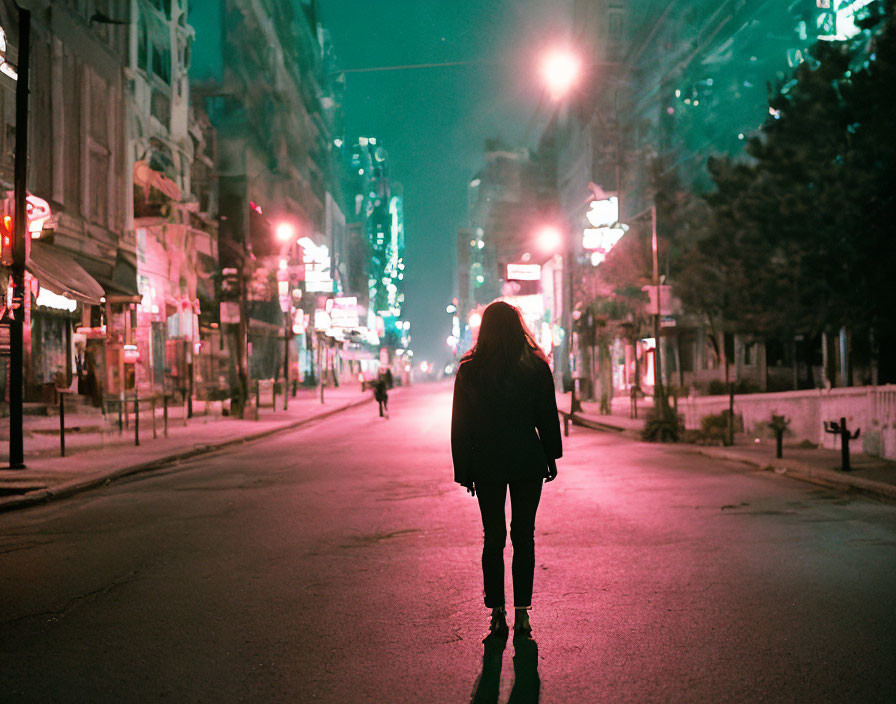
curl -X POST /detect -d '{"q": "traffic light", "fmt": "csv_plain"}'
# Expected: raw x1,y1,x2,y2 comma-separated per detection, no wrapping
0,213,12,267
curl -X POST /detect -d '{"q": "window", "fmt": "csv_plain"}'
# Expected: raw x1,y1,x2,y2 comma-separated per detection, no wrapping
151,88,171,125
151,42,170,83
137,19,148,72
89,150,109,227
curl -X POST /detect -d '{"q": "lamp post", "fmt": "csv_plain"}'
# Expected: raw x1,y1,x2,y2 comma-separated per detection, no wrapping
276,221,295,410
536,223,580,412
537,49,582,408
650,205,666,415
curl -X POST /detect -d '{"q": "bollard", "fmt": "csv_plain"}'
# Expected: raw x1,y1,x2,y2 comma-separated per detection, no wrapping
134,396,140,446
151,396,157,439
563,412,570,438
163,394,169,437
59,392,66,457
727,383,735,447
118,399,123,435
256,380,261,418
768,414,791,459
824,416,860,472
272,380,277,413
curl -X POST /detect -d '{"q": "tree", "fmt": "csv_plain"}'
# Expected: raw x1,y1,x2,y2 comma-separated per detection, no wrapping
674,2,896,382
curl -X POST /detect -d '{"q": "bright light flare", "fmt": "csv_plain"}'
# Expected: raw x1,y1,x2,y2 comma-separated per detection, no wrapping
276,222,295,242
536,225,563,252
540,48,581,100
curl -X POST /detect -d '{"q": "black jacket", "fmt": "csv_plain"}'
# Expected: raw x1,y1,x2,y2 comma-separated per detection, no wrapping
451,356,562,485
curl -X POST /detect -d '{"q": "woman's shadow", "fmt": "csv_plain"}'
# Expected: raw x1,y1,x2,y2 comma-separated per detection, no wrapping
470,633,540,704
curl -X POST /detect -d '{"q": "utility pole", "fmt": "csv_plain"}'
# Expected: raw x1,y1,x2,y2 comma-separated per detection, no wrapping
651,205,667,418
7,7,30,469
282,311,289,410
567,242,582,414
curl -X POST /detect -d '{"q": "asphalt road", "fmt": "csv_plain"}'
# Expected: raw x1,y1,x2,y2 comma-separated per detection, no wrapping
1,383,895,703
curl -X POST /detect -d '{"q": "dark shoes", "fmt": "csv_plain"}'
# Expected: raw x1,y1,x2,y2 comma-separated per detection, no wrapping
513,622,533,641
483,608,509,642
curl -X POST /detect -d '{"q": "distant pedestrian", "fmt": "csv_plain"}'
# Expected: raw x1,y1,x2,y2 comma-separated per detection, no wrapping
451,301,562,640
373,371,389,417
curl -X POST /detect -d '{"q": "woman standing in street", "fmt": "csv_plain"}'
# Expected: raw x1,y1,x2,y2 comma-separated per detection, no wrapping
451,301,562,639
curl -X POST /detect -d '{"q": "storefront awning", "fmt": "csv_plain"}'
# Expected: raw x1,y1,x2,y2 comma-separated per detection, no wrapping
26,241,105,306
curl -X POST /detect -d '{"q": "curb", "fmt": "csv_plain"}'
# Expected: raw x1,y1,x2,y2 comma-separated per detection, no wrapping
691,446,896,503
0,395,372,514
556,414,896,503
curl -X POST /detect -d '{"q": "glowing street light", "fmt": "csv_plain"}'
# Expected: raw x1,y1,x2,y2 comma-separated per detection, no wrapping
536,224,563,252
540,48,581,101
276,222,295,243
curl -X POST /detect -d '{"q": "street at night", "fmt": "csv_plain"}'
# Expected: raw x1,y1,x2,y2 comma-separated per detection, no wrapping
1,384,894,703
3,1,896,701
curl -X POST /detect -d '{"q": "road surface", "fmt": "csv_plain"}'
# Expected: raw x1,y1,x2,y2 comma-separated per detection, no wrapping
1,383,894,702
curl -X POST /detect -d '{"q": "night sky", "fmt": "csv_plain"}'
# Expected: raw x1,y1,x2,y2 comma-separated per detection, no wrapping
319,0,566,363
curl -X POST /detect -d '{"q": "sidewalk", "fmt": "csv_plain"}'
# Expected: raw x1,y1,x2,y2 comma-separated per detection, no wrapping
558,390,896,503
0,384,379,513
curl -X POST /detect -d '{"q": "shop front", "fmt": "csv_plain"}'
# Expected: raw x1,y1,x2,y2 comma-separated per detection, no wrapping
24,240,105,404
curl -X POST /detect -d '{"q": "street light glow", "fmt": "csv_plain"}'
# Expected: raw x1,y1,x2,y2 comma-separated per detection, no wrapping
540,48,581,100
536,225,563,252
276,222,295,242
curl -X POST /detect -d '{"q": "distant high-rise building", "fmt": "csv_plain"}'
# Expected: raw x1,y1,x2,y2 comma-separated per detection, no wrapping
345,138,407,355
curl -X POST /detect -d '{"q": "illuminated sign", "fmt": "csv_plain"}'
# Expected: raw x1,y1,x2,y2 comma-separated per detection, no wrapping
305,278,334,293
817,0,875,40
501,294,544,320
506,263,542,281
26,195,51,236
583,225,628,251
585,197,619,228
314,309,330,330
301,238,333,292
292,309,305,334
329,296,360,328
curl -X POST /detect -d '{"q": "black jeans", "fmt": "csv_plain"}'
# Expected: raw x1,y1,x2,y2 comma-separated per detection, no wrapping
476,479,543,610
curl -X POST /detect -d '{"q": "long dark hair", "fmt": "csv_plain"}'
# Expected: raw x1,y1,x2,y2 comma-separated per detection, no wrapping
462,301,547,390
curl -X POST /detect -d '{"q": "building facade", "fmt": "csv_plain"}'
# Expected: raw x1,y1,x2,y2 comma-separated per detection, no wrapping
0,0,128,408
189,0,343,405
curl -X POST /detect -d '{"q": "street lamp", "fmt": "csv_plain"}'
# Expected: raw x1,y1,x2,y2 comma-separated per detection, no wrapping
535,224,563,253
539,48,582,101
275,221,295,243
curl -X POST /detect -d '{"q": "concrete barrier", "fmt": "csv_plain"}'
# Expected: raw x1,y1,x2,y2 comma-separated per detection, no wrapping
679,385,896,460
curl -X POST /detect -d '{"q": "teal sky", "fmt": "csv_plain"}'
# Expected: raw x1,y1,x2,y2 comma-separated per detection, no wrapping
319,0,564,363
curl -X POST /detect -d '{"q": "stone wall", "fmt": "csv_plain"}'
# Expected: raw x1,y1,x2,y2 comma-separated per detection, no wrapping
679,385,896,460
